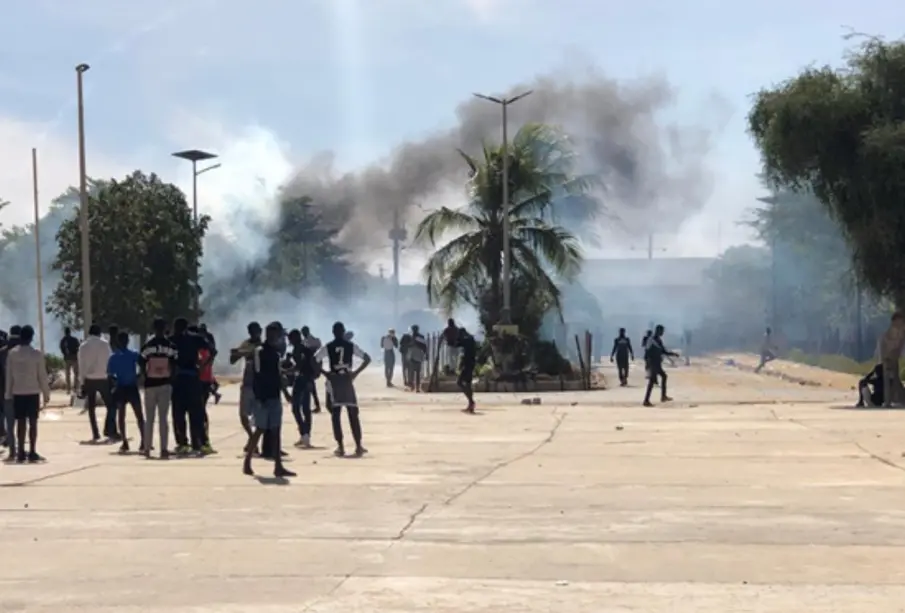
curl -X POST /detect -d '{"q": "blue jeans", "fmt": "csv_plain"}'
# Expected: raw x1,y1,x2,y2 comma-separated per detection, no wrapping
291,378,312,437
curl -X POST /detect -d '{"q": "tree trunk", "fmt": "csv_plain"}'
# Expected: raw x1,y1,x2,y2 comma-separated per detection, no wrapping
880,307,905,406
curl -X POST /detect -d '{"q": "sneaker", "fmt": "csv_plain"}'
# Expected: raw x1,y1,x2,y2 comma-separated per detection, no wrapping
27,452,44,463
274,466,296,478
354,445,367,457
160,449,171,460
214,392,222,405
294,437,305,448
661,396,673,402
118,443,130,454
201,444,217,456
16,452,26,464
334,446,345,457
301,434,311,448
175,445,191,456
643,401,654,407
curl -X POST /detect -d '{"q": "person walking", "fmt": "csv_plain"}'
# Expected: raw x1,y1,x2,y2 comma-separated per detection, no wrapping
380,328,398,387
79,324,116,442
59,327,80,395
139,317,177,459
643,325,679,407
610,328,634,386
5,325,51,463
230,322,262,453
107,331,146,454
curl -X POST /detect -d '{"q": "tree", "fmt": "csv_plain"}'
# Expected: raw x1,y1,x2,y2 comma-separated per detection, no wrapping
48,171,207,332
413,122,599,336
748,36,905,307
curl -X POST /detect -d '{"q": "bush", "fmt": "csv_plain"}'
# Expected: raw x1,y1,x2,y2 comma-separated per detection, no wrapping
45,353,66,374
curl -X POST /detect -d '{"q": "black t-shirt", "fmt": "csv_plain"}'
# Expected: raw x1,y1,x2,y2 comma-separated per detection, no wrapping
646,336,670,365
460,335,477,366
140,335,178,388
60,335,80,359
612,336,632,359
170,331,210,375
253,343,283,401
291,344,317,379
322,338,361,375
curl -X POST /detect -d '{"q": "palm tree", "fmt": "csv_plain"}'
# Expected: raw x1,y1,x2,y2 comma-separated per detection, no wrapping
413,122,600,330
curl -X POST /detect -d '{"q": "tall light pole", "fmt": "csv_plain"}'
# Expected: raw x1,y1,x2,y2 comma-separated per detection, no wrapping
32,148,45,353
389,208,407,324
172,149,220,316
757,195,779,332
473,90,532,326
76,63,92,335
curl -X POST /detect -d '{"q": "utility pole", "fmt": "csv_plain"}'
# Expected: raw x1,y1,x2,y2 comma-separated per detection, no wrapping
32,148,45,353
388,208,407,324
76,63,92,335
647,233,653,260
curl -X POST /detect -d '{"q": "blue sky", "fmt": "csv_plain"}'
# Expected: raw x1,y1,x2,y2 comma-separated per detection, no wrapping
0,0,902,275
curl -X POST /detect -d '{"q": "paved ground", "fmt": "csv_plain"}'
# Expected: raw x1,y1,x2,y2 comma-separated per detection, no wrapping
2,359,905,612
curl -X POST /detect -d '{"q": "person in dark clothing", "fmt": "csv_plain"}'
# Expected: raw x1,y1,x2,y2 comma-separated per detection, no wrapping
856,363,885,407
300,326,323,413
199,323,222,404
107,324,120,351
643,325,678,407
170,318,214,456
380,328,398,387
60,327,80,394
399,331,413,388
315,321,371,457
107,331,145,454
610,328,634,386
287,328,317,447
456,327,477,413
243,322,296,478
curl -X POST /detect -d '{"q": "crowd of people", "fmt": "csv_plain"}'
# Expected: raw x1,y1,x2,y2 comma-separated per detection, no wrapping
0,314,481,475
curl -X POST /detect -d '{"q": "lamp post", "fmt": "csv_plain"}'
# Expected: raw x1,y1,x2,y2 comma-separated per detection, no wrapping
172,149,220,315
76,63,92,334
757,195,779,332
473,90,532,327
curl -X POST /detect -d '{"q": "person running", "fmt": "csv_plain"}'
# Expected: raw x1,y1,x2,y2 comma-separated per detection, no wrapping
5,325,51,463
287,328,317,448
456,327,477,413
643,324,678,407
754,326,777,373
300,326,323,413
107,331,146,454
59,327,80,395
170,318,215,456
79,324,117,442
380,328,398,387
316,321,371,457
610,328,634,386
140,317,177,459
230,322,262,449
243,322,296,478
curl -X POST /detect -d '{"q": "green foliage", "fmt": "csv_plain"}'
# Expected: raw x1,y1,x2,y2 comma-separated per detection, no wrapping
48,171,207,333
748,37,905,305
44,353,65,375
414,122,597,335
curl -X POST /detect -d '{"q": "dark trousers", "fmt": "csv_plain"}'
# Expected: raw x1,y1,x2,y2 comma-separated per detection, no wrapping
644,363,667,402
616,356,629,385
331,405,362,446
172,375,206,450
85,378,116,439
383,350,395,385
291,377,313,437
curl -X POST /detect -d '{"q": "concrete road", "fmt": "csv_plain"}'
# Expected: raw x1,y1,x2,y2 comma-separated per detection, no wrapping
2,361,904,612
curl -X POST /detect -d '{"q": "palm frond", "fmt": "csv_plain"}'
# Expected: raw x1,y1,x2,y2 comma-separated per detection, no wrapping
412,207,480,248
511,219,583,280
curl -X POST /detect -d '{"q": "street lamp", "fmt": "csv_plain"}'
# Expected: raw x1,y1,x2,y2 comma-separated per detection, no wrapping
473,90,532,327
76,63,92,334
172,149,220,221
757,195,778,333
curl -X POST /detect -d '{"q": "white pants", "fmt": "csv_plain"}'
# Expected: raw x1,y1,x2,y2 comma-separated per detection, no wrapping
143,385,171,451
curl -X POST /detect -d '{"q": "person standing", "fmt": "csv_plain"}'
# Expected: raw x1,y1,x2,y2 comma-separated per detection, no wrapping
5,325,51,463
456,327,477,413
0,329,14,458
643,325,678,407
79,324,116,442
287,328,316,448
170,318,214,456
380,328,398,387
610,328,634,386
140,317,176,459
316,321,371,457
231,322,261,452
107,331,146,454
242,322,296,478
300,326,323,413
59,327,80,395
407,325,427,392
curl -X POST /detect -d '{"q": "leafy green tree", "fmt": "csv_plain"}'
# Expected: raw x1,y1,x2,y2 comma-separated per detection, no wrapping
413,122,597,336
748,36,905,307
48,171,207,332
